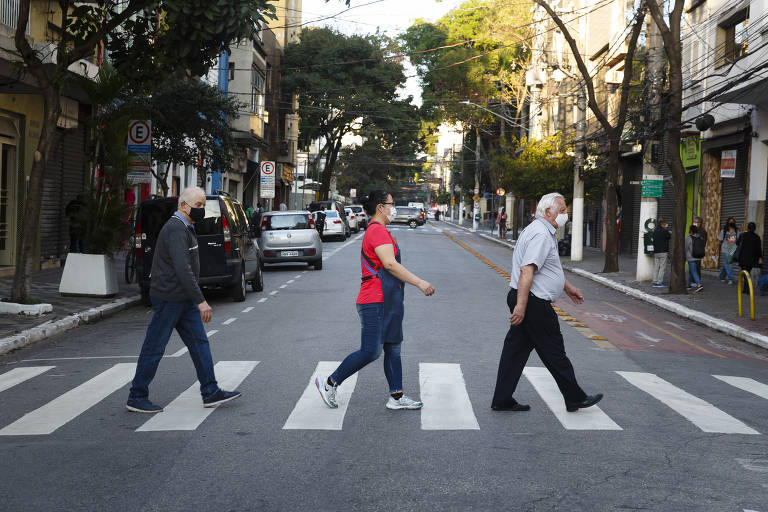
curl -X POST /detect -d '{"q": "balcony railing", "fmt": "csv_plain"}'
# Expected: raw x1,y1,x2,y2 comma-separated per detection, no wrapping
1,0,30,34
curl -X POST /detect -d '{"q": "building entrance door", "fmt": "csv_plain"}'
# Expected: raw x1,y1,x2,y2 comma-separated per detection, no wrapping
0,139,16,265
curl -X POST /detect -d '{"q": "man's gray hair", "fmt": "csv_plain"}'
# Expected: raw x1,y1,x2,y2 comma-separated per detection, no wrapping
178,186,206,207
535,192,565,218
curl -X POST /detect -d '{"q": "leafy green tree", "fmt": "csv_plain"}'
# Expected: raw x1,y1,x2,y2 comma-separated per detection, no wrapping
11,0,274,303
282,28,418,200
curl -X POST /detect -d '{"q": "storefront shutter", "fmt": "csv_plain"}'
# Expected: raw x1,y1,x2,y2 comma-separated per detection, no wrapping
719,143,748,234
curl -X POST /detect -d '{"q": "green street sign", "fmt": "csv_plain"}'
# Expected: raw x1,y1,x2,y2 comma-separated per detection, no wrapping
641,175,663,198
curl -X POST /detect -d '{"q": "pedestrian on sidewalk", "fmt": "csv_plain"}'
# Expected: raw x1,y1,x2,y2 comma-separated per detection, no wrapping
126,186,241,414
685,224,704,292
736,222,763,293
65,194,86,253
652,218,671,287
693,216,708,245
718,217,739,284
498,207,508,239
315,190,435,411
491,192,603,413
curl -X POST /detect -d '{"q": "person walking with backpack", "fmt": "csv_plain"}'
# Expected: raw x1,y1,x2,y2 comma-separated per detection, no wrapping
498,207,508,239
718,217,739,284
686,224,704,292
652,218,671,287
736,222,763,293
315,190,435,410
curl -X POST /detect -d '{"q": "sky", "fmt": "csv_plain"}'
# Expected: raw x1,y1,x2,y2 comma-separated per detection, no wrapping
299,0,466,103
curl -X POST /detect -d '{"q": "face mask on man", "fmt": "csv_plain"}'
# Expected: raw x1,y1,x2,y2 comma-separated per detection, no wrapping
555,212,569,228
188,205,206,224
386,206,397,223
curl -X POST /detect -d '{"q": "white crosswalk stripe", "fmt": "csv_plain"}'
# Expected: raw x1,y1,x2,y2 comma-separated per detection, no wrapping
523,367,622,430
420,363,479,430
0,363,136,436
283,361,358,430
0,366,55,393
713,375,768,400
616,371,760,434
136,361,258,432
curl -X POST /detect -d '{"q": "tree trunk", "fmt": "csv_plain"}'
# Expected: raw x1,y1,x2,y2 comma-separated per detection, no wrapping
666,41,687,294
319,138,342,200
602,137,620,272
11,87,61,303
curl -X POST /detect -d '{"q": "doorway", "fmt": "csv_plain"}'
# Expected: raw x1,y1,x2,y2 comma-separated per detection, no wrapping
0,138,17,266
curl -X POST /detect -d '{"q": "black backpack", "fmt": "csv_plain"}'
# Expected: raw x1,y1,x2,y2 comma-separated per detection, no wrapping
692,236,705,259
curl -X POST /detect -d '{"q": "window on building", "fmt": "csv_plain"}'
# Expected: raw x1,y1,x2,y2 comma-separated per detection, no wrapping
251,67,265,116
229,62,236,81
716,9,749,68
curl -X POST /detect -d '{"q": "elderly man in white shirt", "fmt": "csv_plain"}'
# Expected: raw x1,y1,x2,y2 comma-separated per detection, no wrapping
491,192,603,412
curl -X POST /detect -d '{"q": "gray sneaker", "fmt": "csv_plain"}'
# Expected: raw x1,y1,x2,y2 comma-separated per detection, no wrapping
315,375,338,408
386,395,423,410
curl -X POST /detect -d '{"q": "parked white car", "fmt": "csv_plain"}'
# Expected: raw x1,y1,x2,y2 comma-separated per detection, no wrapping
344,207,360,233
349,205,368,229
315,210,346,241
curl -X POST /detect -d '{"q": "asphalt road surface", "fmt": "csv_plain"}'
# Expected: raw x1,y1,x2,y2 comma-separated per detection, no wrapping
1,222,767,511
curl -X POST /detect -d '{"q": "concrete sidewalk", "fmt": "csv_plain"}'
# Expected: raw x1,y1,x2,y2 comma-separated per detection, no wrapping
0,251,141,354
442,218,768,349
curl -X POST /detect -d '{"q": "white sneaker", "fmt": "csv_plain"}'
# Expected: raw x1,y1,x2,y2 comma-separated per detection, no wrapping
386,395,423,410
315,375,338,408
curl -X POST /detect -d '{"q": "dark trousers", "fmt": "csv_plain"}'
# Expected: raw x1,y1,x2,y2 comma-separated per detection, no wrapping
492,288,587,406
129,298,219,400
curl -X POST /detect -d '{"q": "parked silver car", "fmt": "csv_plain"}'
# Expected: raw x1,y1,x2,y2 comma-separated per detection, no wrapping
259,211,323,270
317,209,346,241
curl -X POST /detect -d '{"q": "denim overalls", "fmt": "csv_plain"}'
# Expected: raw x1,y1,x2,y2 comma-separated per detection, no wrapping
360,225,404,343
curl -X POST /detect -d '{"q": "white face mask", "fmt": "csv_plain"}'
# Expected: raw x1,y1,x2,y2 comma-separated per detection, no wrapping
386,206,397,223
555,213,569,228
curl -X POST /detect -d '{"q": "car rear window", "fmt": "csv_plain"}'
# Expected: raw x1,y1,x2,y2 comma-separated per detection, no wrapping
351,206,364,213
399,207,416,215
195,199,223,236
324,210,338,218
266,214,311,230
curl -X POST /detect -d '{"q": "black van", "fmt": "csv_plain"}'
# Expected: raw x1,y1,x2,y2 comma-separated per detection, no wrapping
134,193,263,305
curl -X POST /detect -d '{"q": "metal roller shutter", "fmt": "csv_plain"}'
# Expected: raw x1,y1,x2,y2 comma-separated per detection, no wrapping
40,119,88,259
620,158,642,255
719,144,748,233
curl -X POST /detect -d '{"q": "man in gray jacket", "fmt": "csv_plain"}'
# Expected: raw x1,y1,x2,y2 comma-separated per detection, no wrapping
126,187,241,413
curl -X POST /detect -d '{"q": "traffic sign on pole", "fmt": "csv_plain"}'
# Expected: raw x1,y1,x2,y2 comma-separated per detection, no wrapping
127,119,152,184
260,161,276,199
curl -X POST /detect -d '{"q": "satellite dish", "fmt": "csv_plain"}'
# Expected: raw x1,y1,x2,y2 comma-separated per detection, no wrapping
695,114,715,131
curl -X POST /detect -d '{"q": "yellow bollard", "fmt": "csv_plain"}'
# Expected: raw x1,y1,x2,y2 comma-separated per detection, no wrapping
737,270,755,320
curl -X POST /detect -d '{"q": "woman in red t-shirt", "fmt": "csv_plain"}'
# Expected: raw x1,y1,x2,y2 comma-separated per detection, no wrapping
315,190,435,410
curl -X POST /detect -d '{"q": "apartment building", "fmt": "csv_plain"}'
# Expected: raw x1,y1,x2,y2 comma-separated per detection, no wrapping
527,0,635,252
0,0,98,267
681,0,768,266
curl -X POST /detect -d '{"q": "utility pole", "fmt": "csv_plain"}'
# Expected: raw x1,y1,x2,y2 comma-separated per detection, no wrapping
472,132,481,232
636,7,664,281
449,146,455,222
571,82,586,261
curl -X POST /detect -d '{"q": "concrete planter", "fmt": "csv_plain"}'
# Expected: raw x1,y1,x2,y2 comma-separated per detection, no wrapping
59,253,118,297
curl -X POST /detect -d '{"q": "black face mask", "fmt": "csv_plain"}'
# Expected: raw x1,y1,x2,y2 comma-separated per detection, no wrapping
729,222,736,228
188,206,205,224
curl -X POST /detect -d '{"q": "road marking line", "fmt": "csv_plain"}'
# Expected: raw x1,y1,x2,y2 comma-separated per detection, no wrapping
419,363,479,430
713,375,768,400
270,291,278,296
0,363,137,436
302,271,308,274
616,371,759,434
635,331,662,343
169,347,188,357
0,366,55,393
207,330,218,337
136,361,257,432
287,280,295,284
283,361,357,430
279,284,287,289
258,298,268,303
294,274,302,279
523,367,622,430
603,302,725,358
222,318,237,325
664,321,687,331
242,307,254,313
21,356,138,362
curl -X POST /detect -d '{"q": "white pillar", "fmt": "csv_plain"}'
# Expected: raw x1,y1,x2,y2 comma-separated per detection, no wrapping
571,196,584,261
635,197,657,281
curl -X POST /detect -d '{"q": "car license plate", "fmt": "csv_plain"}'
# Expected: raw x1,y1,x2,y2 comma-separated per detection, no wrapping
281,250,299,257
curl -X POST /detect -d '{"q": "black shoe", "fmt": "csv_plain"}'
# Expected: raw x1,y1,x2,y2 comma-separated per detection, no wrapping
126,398,163,413
565,393,603,412
203,389,242,408
491,401,531,411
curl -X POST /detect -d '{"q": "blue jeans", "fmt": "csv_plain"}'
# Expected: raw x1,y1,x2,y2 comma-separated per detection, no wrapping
330,303,403,393
687,260,701,287
719,251,735,281
129,298,219,400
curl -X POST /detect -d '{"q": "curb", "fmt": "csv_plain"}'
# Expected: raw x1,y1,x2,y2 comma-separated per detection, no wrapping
564,266,768,351
0,295,142,355
0,302,53,315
